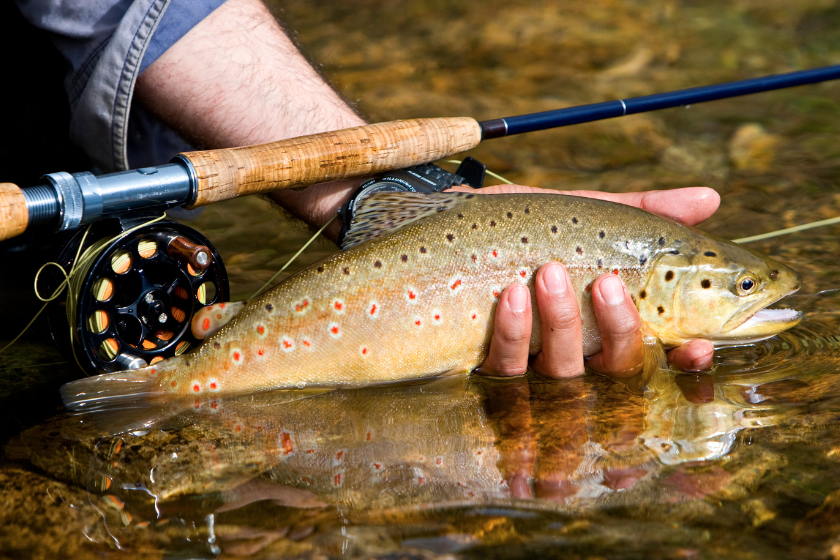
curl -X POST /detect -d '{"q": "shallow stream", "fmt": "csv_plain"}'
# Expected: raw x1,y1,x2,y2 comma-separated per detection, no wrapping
3,0,840,558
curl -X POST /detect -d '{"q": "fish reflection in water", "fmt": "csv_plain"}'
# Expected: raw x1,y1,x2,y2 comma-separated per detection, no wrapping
9,310,840,554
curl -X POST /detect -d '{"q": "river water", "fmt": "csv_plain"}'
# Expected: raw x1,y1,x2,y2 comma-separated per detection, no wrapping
3,0,840,558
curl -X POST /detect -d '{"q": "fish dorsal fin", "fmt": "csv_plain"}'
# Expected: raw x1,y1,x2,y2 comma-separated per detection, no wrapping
340,192,474,249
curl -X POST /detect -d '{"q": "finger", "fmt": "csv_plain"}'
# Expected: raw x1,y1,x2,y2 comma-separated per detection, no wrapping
530,262,585,378
446,185,720,226
586,274,644,378
481,283,532,376
667,339,715,372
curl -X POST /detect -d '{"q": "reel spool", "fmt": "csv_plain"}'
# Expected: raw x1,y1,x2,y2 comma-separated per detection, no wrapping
45,217,229,375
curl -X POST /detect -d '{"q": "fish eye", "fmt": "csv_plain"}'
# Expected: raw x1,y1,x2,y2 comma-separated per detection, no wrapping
736,275,759,296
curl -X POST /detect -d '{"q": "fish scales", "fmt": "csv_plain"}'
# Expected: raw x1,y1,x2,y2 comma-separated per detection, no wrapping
62,192,801,412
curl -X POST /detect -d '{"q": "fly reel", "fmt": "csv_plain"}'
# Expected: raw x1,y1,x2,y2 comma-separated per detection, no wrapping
44,217,229,375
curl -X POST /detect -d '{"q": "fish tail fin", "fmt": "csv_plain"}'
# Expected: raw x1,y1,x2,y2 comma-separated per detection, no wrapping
60,361,187,434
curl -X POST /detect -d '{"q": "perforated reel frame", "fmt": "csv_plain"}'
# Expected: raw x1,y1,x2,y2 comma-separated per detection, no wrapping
54,220,228,374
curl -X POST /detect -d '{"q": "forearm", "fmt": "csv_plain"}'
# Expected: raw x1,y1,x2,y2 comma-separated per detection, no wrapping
134,0,366,237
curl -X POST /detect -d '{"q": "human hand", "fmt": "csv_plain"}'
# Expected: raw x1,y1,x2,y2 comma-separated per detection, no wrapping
464,185,720,378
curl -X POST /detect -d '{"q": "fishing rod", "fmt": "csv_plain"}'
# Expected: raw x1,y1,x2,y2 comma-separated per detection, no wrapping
3,64,840,244
2,64,839,375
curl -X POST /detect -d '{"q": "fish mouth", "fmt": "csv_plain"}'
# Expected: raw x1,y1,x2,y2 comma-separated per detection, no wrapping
716,306,802,346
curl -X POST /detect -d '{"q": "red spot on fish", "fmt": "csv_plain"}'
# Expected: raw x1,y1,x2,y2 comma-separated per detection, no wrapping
303,300,309,307
477,450,483,455
301,476,312,483
492,250,498,258
306,449,314,454
336,450,344,460
303,339,311,347
283,339,292,349
258,349,264,356
334,301,343,311
202,318,210,330
295,304,303,312
334,474,342,486
193,383,200,392
436,457,443,465
216,314,222,320
366,432,371,441
194,398,201,409
233,351,241,361
585,284,592,293
451,279,462,290
281,432,293,455
150,369,156,375
418,477,425,485
211,401,218,409
235,425,242,432
434,314,441,321
370,304,377,315
613,269,619,275
492,290,500,298
472,254,478,262
361,347,368,355
374,463,382,470
257,325,264,335
471,313,477,320
210,381,217,390
520,270,527,278
415,319,422,326
331,325,339,334
171,381,177,387
408,290,416,300
219,303,225,309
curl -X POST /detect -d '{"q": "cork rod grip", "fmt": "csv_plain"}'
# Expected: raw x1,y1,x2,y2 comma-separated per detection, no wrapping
0,183,28,242
181,117,483,207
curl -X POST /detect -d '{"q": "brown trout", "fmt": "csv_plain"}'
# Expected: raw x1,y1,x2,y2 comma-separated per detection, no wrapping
62,192,801,413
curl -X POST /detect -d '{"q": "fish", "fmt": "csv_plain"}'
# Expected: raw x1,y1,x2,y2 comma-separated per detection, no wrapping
61,192,802,419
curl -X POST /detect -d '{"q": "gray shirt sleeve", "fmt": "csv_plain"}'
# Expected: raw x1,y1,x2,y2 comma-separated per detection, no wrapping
16,0,226,172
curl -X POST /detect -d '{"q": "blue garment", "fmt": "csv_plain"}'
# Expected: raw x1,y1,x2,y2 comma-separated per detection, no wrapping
16,0,226,171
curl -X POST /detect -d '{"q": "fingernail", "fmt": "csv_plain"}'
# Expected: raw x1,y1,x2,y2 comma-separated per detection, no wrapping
544,264,567,294
508,285,528,313
599,275,625,306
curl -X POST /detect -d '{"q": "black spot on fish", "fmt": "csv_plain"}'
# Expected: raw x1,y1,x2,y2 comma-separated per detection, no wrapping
213,341,221,349
265,303,273,312
659,237,665,246
597,258,603,268
572,217,578,224
185,359,191,367
374,260,382,268
665,271,674,281
507,212,513,219
576,246,583,255
472,223,478,229
446,233,455,242
658,306,665,315
466,194,475,199
704,251,717,257
670,250,680,255
524,207,530,214
770,270,778,280
401,254,408,262
599,230,605,239
457,213,464,219
317,266,324,273
521,237,528,244
701,279,712,289
437,207,446,212
551,225,558,233
639,255,647,266
490,220,496,227
343,267,350,275
639,290,647,299
420,247,427,254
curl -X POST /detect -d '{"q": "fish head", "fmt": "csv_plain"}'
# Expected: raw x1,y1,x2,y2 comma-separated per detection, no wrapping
638,235,801,347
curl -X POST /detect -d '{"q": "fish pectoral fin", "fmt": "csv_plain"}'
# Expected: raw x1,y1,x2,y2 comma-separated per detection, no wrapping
340,191,473,249
641,333,672,394
191,301,247,339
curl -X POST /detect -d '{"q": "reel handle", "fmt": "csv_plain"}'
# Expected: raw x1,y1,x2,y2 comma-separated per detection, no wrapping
181,117,483,207
0,183,28,242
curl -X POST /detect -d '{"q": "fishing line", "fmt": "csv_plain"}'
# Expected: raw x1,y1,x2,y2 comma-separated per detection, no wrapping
249,215,337,300
733,216,840,244
443,160,513,184
0,215,168,370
